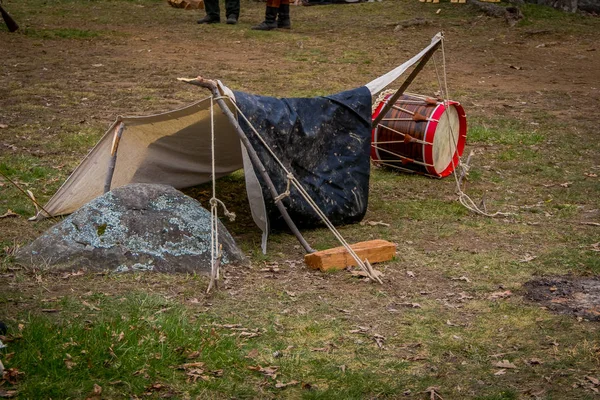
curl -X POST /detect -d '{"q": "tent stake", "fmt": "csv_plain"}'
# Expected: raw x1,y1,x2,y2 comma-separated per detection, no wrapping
104,122,125,194
179,77,315,254
372,40,441,129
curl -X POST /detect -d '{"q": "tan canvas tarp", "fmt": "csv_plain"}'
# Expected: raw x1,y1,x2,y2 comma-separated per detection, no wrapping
41,96,243,217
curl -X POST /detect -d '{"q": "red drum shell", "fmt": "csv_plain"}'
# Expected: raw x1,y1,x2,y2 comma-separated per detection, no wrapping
371,94,467,177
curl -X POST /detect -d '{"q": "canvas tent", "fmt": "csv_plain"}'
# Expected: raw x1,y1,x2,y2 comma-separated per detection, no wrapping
37,34,443,252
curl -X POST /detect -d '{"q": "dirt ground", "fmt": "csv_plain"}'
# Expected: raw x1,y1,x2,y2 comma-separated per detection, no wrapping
1,0,600,398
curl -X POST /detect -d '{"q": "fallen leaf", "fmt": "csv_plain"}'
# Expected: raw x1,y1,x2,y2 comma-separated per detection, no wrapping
488,290,512,300
586,376,600,386
0,390,18,398
239,331,261,338
494,360,517,369
62,270,85,279
0,124,8,129
424,386,443,399
494,369,507,376
397,302,422,308
64,354,76,370
248,365,279,379
584,172,598,178
246,348,259,359
451,276,471,283
275,380,299,389
591,243,600,252
559,182,572,188
509,65,523,70
82,301,100,311
406,270,416,278
186,350,201,359
176,362,205,370
349,326,370,334
93,384,102,395
2,368,24,384
373,334,386,348
519,254,537,263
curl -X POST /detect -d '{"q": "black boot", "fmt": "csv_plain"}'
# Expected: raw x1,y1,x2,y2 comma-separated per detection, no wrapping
277,4,291,29
197,15,220,24
252,6,278,30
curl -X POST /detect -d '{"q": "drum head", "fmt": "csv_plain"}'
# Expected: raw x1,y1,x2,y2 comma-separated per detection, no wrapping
431,105,461,174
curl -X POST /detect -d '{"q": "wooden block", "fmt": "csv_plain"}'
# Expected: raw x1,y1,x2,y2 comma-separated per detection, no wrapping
304,240,397,272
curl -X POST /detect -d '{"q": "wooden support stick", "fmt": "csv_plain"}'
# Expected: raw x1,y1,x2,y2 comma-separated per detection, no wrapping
104,122,125,194
372,40,442,129
179,77,315,254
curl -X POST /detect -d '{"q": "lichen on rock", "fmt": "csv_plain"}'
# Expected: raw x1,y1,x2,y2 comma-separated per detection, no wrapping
17,183,244,274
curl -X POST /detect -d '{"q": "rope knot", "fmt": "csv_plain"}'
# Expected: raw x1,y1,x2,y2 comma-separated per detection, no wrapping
274,173,295,203
210,197,236,221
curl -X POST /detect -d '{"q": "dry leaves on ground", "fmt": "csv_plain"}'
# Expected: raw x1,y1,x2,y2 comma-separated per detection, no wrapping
488,290,512,300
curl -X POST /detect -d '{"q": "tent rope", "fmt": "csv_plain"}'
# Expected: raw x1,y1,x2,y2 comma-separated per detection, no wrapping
433,38,513,218
273,173,293,203
206,96,233,293
224,96,383,283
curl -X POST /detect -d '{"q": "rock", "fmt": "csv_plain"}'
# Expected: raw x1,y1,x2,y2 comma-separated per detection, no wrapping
17,184,244,274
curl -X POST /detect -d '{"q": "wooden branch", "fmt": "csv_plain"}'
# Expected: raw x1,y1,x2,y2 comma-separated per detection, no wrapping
104,122,125,194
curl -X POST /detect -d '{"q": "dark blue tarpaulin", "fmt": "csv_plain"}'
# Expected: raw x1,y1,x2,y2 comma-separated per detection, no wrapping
234,86,372,229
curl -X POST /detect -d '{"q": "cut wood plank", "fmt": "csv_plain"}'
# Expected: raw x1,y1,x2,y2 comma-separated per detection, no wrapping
304,240,397,272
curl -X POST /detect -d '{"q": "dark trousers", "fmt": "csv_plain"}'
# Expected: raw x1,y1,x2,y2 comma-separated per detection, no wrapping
205,0,240,18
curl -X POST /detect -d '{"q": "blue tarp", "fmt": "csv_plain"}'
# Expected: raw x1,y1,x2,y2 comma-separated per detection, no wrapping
234,86,372,229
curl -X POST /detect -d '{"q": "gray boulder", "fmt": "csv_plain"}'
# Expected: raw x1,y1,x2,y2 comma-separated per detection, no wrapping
17,183,244,273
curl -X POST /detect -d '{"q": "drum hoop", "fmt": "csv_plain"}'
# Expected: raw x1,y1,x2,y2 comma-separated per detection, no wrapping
437,102,467,177
423,103,445,176
423,100,466,177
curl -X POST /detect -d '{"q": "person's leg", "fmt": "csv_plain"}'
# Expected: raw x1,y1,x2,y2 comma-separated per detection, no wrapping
277,0,291,29
225,0,240,24
251,0,279,30
198,0,221,23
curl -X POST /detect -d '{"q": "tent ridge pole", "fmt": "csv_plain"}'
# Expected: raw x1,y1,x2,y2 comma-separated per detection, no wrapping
104,121,125,194
179,77,315,254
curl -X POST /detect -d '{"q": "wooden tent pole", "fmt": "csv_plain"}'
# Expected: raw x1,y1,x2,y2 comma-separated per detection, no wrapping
371,40,442,129
104,122,125,194
179,77,315,254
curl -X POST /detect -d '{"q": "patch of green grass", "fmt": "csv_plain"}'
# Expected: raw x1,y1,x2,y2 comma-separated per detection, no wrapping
4,293,259,398
0,156,59,215
468,118,545,146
